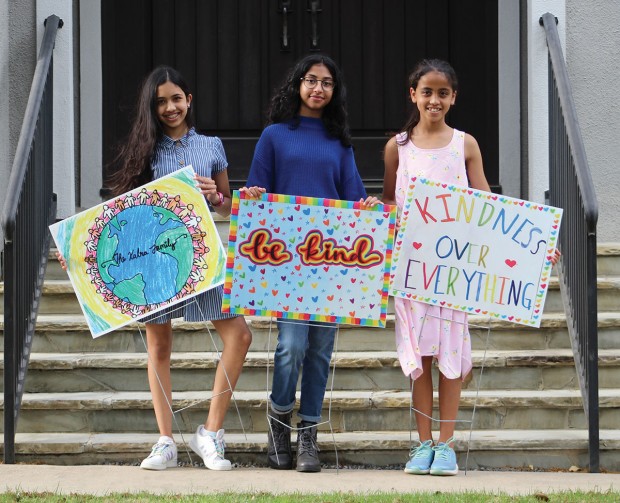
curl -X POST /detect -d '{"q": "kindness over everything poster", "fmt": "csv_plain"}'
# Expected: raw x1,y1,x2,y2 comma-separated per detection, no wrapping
223,191,397,327
390,177,562,327
49,166,225,338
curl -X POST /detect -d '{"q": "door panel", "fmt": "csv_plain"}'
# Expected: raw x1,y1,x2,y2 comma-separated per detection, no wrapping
102,0,499,194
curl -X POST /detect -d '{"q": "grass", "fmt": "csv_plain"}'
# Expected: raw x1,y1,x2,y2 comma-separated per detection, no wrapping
1,492,620,502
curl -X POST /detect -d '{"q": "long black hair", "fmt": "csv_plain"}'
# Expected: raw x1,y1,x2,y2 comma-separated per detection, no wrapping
398,59,459,145
108,66,194,196
267,54,352,147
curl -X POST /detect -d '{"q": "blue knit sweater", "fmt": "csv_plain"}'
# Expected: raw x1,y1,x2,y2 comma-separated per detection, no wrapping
246,116,367,201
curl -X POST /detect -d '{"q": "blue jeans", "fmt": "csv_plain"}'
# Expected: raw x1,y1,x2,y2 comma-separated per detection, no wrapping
270,319,337,423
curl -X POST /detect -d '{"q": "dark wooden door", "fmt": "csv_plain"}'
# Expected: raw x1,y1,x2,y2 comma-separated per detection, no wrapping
102,0,498,193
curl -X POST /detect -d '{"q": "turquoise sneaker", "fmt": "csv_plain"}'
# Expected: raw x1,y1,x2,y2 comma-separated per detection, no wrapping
404,439,434,474
430,437,458,476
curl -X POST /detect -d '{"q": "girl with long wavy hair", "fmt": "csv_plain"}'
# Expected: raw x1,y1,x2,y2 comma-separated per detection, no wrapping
107,65,252,471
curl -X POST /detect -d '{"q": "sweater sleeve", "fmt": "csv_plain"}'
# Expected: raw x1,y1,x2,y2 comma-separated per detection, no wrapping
338,146,367,201
246,129,275,192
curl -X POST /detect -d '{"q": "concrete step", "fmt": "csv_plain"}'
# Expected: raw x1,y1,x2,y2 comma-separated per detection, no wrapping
4,349,620,394
4,274,618,315
597,243,620,275
5,389,619,435
4,312,620,353
1,429,618,471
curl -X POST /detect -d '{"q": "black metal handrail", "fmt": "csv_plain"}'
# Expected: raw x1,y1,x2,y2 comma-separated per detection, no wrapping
1,14,63,464
540,13,600,472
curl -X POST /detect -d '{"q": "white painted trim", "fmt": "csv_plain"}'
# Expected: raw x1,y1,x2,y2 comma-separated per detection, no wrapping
37,0,76,218
79,0,103,209
527,0,566,203
498,0,521,198
0,0,9,247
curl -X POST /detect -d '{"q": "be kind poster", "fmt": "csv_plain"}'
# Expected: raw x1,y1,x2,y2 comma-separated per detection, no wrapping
49,166,226,338
223,191,397,327
390,178,562,327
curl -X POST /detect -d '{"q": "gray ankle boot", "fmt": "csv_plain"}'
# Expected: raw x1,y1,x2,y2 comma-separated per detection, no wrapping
267,411,292,469
296,421,320,472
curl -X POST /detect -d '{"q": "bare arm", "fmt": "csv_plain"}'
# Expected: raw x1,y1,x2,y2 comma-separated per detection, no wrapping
381,136,399,205
464,133,491,192
195,170,233,217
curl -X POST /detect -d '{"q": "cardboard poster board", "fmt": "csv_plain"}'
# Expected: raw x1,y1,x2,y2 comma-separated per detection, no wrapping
50,166,225,337
390,177,562,327
223,191,397,327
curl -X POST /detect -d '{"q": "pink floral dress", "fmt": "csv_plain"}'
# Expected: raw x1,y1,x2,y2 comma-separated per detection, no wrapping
393,129,472,380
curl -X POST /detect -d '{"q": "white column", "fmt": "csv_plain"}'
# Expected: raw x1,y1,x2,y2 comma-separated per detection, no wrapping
37,0,75,218
498,0,521,198
79,0,103,209
527,0,565,203
0,0,9,248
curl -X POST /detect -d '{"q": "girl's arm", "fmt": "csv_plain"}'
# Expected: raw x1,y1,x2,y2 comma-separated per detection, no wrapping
195,170,233,217
464,133,491,192
381,136,399,205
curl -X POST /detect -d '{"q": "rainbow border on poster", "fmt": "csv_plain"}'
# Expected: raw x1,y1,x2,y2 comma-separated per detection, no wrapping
390,177,562,327
223,191,397,327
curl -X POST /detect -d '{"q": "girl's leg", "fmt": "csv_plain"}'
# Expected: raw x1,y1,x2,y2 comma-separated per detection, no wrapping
297,323,336,422
413,356,434,442
145,321,174,437
204,316,252,431
270,320,310,413
437,372,462,444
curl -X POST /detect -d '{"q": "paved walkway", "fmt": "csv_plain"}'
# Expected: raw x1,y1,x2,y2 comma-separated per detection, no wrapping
0,465,618,496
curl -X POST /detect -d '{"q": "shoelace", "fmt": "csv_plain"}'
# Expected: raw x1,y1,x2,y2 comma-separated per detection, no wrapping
432,437,455,461
150,442,174,460
272,425,290,447
410,440,433,460
214,438,226,458
298,430,319,456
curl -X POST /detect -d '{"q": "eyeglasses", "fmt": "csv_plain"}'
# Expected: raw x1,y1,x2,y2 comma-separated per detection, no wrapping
300,77,335,91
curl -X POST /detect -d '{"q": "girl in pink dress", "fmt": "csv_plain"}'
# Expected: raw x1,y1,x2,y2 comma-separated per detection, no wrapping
382,59,491,476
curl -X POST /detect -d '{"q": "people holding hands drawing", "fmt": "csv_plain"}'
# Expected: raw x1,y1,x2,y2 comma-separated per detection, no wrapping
99,66,251,471
242,54,378,472
381,59,492,476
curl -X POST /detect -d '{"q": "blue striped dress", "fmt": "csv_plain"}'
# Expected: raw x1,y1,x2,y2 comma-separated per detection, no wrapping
145,127,236,323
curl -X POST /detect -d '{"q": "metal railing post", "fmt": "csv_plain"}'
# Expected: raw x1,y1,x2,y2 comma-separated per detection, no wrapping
1,14,62,464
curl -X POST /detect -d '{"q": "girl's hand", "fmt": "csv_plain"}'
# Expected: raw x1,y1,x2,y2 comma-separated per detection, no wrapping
56,251,68,271
360,196,380,209
194,175,221,206
240,186,266,199
550,248,561,266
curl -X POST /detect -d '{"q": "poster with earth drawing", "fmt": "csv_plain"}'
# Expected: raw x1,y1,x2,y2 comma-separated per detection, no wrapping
49,166,225,338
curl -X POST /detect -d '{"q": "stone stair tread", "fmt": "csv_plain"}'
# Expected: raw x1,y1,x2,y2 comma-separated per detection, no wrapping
12,311,620,331
5,429,619,454
17,348,620,369
12,388,620,409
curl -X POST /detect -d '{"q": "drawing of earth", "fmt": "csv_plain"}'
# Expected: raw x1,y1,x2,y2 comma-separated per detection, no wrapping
96,205,193,305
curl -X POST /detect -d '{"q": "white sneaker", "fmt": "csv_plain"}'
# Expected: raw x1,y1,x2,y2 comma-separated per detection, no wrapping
140,436,177,470
189,426,232,471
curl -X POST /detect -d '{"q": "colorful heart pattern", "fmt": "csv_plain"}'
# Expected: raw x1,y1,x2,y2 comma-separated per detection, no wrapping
223,191,397,327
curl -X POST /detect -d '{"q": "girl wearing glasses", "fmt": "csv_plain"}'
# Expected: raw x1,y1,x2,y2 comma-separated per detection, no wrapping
242,54,378,472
